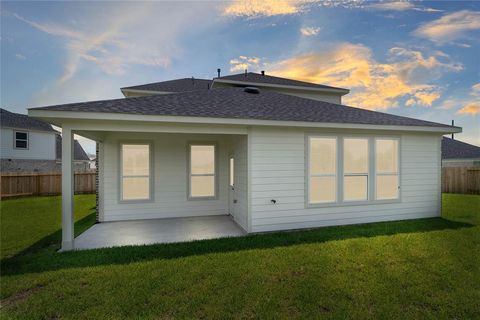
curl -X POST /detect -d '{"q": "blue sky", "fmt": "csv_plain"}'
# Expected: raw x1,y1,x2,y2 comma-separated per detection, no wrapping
1,0,479,154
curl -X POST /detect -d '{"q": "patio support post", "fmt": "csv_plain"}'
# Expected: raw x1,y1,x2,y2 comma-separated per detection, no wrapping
61,127,74,251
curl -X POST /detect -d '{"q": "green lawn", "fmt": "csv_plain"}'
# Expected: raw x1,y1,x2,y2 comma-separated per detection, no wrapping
1,194,479,319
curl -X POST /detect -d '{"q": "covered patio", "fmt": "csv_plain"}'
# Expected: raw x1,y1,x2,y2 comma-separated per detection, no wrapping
35,118,250,251
74,215,245,250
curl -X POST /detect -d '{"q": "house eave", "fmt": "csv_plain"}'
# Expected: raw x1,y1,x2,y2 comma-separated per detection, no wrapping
28,109,462,134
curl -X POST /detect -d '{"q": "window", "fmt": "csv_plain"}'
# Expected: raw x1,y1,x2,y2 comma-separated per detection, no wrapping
229,157,234,187
376,139,399,200
121,144,151,201
344,138,369,201
307,135,400,206
309,137,336,203
189,144,216,198
14,131,28,149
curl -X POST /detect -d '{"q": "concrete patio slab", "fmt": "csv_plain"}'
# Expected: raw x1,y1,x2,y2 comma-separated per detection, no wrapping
74,215,245,250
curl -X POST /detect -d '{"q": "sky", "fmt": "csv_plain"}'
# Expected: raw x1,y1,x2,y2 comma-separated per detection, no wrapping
1,0,479,154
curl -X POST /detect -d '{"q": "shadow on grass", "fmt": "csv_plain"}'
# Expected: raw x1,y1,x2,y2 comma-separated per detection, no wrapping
1,217,472,276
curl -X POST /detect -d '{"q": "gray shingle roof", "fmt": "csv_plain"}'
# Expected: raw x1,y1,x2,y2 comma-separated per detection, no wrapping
1,108,56,132
32,87,454,129
122,78,212,93
55,134,90,161
216,72,348,91
442,137,480,159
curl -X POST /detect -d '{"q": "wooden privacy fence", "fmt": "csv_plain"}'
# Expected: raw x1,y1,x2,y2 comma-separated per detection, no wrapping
0,172,96,198
1,168,478,198
442,167,480,195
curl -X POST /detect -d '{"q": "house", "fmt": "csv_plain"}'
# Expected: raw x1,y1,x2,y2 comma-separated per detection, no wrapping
1,108,91,172
28,71,460,251
442,137,480,167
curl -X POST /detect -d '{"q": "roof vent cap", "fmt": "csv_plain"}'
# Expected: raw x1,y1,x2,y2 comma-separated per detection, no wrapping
244,87,260,94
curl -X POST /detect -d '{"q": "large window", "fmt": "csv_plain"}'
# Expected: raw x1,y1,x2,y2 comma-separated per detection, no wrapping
307,135,400,206
344,138,369,201
121,144,151,201
309,137,336,203
14,131,28,149
189,144,216,198
375,138,399,200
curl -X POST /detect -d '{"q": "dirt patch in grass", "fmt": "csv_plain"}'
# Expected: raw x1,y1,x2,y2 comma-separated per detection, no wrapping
1,284,44,308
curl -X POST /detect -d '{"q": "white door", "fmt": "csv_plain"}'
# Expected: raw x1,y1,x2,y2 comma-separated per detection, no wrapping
228,156,235,216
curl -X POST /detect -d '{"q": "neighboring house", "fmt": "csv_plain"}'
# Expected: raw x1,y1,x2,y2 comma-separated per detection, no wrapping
55,134,92,171
1,108,90,172
29,71,460,251
442,137,480,167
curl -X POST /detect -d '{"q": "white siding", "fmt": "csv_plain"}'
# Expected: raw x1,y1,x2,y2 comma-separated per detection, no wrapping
101,132,240,222
231,136,248,230
213,82,343,104
275,88,342,104
0,128,56,160
249,127,442,232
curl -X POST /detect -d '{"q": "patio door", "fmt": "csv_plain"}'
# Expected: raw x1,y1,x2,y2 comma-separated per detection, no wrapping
228,156,236,216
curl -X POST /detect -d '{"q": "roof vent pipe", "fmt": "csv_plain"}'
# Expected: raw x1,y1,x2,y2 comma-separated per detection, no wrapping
217,68,221,78
244,87,260,94
261,70,265,76
451,120,455,139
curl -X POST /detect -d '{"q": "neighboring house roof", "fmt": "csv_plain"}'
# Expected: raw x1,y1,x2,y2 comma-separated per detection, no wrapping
55,134,91,161
33,87,454,129
0,108,56,132
121,78,212,93
442,137,480,160
216,72,348,92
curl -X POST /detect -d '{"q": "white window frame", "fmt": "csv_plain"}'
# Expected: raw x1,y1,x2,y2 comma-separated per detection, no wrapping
343,137,369,202
14,131,29,149
187,142,218,200
306,134,401,208
119,142,153,203
307,136,337,204
374,137,400,201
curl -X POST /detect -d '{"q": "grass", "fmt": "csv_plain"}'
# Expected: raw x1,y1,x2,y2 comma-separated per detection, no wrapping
0,195,96,259
1,194,479,319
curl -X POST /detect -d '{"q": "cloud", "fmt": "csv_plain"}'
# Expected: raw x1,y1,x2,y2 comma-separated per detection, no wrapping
437,99,458,110
13,3,218,87
436,84,480,117
414,10,480,43
222,0,301,18
229,55,264,72
300,26,321,36
221,0,376,17
13,8,174,85
457,103,480,115
15,53,26,60
367,1,442,12
268,43,462,110
470,83,480,97
11,2,219,109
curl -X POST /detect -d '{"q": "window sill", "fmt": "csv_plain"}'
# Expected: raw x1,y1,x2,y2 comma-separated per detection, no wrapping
119,198,154,204
306,198,401,208
188,196,218,201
